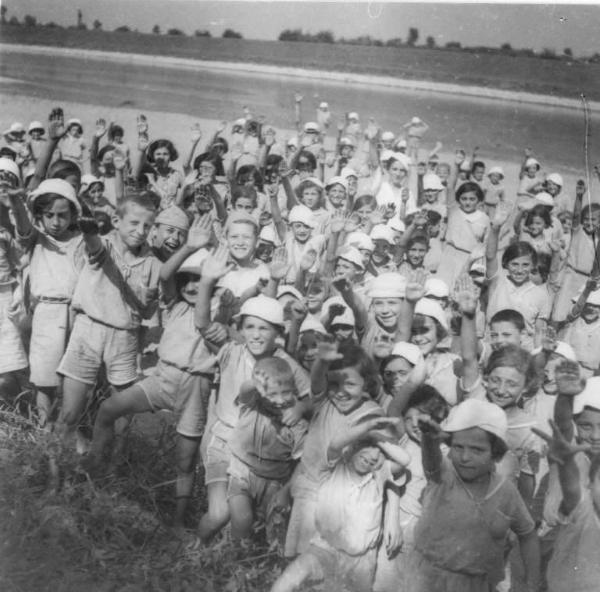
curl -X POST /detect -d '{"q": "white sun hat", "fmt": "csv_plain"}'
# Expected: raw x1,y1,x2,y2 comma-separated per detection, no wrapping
415,297,449,331
367,272,406,299
30,178,82,215
573,377,600,414
442,399,508,445
239,294,285,328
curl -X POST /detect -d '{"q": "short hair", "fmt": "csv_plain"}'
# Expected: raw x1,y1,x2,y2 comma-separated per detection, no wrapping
115,192,157,218
405,384,449,424
231,185,258,207
426,210,442,225
581,203,600,221
235,165,263,191
501,241,537,268
98,145,115,162
352,194,376,212
253,357,297,396
471,161,485,172
490,309,525,332
328,343,381,399
147,139,178,163
485,344,537,394
296,150,316,170
525,204,552,228
297,177,324,197
455,181,484,203
407,233,429,250
48,159,82,184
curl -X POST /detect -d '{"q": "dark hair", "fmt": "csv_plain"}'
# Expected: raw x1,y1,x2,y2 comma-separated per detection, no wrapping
455,181,484,203
501,241,537,269
535,252,552,283
211,136,229,155
329,343,381,399
412,313,447,341
490,309,525,332
352,194,376,212
98,145,115,162
525,204,552,228
426,210,442,225
115,192,157,218
407,233,429,250
31,193,79,224
147,139,178,163
590,454,600,482
231,184,258,207
235,165,263,192
48,159,82,186
405,384,449,424
109,124,124,140
266,154,284,169
581,203,600,222
385,156,408,172
296,150,316,170
471,161,485,173
175,271,201,301
192,152,220,177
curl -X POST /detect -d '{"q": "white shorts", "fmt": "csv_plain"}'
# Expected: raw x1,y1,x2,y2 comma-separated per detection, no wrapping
0,284,28,374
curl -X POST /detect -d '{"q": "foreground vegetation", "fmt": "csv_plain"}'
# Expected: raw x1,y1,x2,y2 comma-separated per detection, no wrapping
2,24,600,100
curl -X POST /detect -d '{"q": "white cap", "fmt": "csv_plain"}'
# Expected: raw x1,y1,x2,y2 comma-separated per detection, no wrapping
415,297,449,331
391,152,411,170
287,136,299,148
299,316,328,336
534,192,554,207
424,278,450,299
411,116,422,125
442,399,508,445
0,157,21,180
336,246,365,271
370,224,395,244
289,204,316,228
330,306,355,327
28,121,45,134
531,341,578,363
422,173,444,191
233,117,246,128
387,217,406,233
487,166,504,179
66,118,83,129
318,102,329,110
299,176,325,190
341,166,359,180
368,272,406,298
259,224,278,244
30,179,81,215
573,377,600,414
178,248,210,275
525,157,541,170
394,139,408,150
239,295,285,328
325,176,348,191
348,112,359,121
277,285,303,301
344,231,374,252
339,136,356,147
6,122,24,134
380,149,395,163
391,341,423,366
80,174,103,190
303,121,320,133
381,131,395,142
546,173,563,187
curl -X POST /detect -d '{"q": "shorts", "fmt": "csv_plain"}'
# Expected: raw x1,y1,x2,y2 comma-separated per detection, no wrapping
57,314,138,387
29,301,70,387
227,456,283,518
0,285,28,374
137,360,209,437
200,416,234,485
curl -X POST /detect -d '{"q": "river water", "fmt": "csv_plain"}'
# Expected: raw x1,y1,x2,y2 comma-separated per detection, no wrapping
1,48,598,174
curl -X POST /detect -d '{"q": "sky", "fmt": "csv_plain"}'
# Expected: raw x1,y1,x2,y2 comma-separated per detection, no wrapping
5,1,600,57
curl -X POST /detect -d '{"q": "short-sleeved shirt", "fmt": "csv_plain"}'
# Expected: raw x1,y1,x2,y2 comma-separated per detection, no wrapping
215,342,310,428
547,494,600,592
218,262,270,298
561,317,600,374
228,406,308,480
414,459,535,584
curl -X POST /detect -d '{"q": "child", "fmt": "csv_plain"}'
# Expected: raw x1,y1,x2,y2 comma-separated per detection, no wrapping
422,210,443,274
272,421,409,592
408,399,540,592
482,166,506,216
296,177,329,235
437,182,489,292
150,205,191,262
59,118,86,170
84,224,214,526
403,116,429,161
419,174,446,219
79,175,115,218
520,204,553,256
8,179,85,426
285,341,385,557
56,193,162,449
227,357,309,540
488,309,526,352
397,233,430,278
324,176,348,213
518,153,545,200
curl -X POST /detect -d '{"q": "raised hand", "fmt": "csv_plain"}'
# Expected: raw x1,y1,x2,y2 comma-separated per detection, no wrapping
344,214,360,233
78,215,100,235
417,417,446,439
48,107,66,141
95,118,107,138
405,269,427,303
186,214,213,251
289,300,308,322
330,210,346,234
540,324,558,353
532,420,590,466
201,242,233,280
299,249,317,272
190,123,202,143
294,92,303,104
269,246,289,280
332,275,352,294
369,206,386,226
365,118,379,142
454,149,465,165
317,339,344,362
454,274,478,316
137,114,148,137
328,303,346,319
491,201,511,228
554,360,585,397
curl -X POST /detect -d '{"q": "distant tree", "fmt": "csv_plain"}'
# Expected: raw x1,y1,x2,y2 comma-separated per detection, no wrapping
445,41,462,50
8,16,19,26
115,25,131,33
563,47,573,58
152,24,160,34
425,35,436,49
407,27,419,47
222,28,242,39
167,28,184,36
279,28,303,42
93,19,102,30
77,9,83,28
315,30,335,43
1,5,7,25
195,29,211,37
386,37,403,48
44,22,60,28
500,42,512,52
23,14,36,27
539,48,557,60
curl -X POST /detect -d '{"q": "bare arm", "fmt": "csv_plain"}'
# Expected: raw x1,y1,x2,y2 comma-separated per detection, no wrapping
455,275,480,393
183,124,202,175
29,108,66,191
419,419,444,483
486,202,511,280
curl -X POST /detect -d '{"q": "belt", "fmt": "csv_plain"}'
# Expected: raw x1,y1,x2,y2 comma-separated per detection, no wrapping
445,241,472,254
36,296,71,304
567,264,590,276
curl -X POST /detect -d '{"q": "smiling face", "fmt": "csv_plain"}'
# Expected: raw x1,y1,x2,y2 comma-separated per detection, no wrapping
226,221,257,263
350,445,384,475
179,272,201,304
407,242,427,268
489,321,522,351
382,356,413,394
40,198,73,239
113,203,156,250
582,210,600,234
372,331,395,359
260,379,298,414
371,297,403,330
527,215,545,237
449,427,494,482
388,160,407,187
327,366,366,414
356,204,374,225
240,316,279,358
506,254,533,286
156,223,186,255
88,183,104,203
291,221,312,244
411,315,440,356
575,408,600,456
296,331,321,371
328,184,346,209
485,365,527,408
458,189,479,214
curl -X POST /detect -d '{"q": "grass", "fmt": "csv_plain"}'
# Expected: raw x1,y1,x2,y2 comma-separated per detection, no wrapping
2,25,600,100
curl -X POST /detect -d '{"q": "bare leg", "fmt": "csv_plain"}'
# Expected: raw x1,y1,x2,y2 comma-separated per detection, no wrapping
0,372,21,403
271,552,324,592
35,385,58,428
229,493,254,540
173,434,201,528
198,481,230,542
59,377,91,449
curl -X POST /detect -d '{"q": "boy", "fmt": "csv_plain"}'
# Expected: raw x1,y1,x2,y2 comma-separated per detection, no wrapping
57,193,161,450
151,205,191,262
488,309,526,352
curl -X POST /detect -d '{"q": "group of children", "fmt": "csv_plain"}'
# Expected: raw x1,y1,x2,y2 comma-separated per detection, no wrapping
0,99,599,592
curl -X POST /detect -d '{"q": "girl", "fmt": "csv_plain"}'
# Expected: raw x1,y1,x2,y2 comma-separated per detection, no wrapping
351,194,377,232
182,154,227,222
374,154,416,221
483,166,506,216
487,204,552,349
8,179,85,427
284,341,385,557
518,153,545,200
409,398,540,592
296,177,329,235
79,175,115,218
324,176,348,214
437,182,489,293
520,203,553,256
58,118,86,170
26,121,47,175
